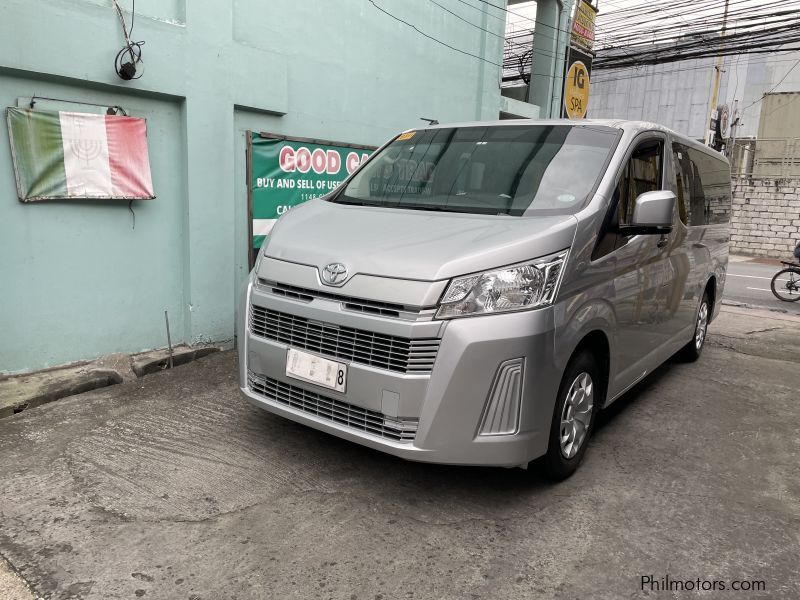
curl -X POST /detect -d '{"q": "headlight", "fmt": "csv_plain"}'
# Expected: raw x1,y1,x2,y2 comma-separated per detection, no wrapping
435,251,568,319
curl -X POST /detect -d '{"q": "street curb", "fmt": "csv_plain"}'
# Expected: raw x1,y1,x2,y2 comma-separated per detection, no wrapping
0,370,123,419
1,346,222,419
721,302,800,324
721,299,788,313
131,347,220,377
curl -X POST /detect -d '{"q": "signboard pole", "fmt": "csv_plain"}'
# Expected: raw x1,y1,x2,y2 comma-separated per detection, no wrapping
246,129,255,269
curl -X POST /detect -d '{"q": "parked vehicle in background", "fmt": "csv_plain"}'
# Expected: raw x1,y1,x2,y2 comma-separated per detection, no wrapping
237,119,732,480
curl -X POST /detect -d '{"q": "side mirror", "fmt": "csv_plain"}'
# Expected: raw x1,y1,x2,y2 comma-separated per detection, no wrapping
619,190,675,235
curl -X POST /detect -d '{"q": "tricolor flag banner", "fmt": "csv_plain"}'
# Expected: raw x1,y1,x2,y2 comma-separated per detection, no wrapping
7,107,155,202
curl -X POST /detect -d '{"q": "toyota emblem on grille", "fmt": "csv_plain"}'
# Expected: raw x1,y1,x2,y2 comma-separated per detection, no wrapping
321,262,348,286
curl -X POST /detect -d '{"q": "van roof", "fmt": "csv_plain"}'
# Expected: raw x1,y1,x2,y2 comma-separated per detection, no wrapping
419,119,727,161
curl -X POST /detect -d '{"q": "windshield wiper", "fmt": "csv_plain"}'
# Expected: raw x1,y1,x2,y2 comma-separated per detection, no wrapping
329,198,503,215
328,197,377,207
331,198,449,211
393,203,502,214
392,203,454,212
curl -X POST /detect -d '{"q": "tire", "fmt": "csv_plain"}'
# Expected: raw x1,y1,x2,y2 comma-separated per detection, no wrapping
677,290,710,362
771,268,800,302
540,350,601,481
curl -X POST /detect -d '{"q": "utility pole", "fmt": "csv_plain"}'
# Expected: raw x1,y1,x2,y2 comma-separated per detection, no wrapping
704,0,730,146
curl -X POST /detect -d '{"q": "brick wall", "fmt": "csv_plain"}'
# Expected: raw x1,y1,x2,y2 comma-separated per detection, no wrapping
730,178,800,258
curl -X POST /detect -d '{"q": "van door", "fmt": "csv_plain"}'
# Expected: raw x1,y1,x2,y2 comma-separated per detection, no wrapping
662,141,706,348
592,134,672,398
663,142,732,346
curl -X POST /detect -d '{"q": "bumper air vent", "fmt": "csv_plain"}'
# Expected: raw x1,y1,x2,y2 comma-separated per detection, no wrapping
478,358,524,436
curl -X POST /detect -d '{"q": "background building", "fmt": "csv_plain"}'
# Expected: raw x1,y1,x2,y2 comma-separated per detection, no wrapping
591,50,800,259
0,0,571,374
591,50,800,141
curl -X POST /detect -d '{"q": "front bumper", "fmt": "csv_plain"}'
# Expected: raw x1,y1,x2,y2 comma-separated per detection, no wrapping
238,273,562,467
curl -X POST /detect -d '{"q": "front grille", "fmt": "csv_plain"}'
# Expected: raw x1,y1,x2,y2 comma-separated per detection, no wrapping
249,305,440,373
260,280,413,318
247,371,418,441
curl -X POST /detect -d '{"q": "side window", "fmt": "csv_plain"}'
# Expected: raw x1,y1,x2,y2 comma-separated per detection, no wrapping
593,138,664,259
673,143,731,226
673,143,700,226
691,149,731,225
616,140,662,226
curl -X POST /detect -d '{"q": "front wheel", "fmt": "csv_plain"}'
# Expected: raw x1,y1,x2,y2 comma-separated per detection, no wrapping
540,351,600,481
771,268,800,302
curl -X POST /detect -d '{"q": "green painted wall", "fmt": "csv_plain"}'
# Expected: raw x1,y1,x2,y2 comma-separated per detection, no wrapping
0,0,563,374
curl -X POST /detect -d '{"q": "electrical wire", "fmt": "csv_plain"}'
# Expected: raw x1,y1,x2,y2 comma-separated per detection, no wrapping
112,0,145,80
472,0,541,27
594,17,800,71
427,0,504,38
590,53,800,93
596,0,789,41
368,0,502,67
369,0,577,87
593,0,799,65
598,8,792,46
450,0,578,37
448,0,507,23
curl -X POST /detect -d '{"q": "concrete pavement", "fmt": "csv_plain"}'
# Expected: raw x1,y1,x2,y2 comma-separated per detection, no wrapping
0,307,798,599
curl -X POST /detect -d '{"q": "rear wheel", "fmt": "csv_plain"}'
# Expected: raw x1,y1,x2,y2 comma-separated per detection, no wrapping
678,290,710,362
541,351,600,481
771,268,800,302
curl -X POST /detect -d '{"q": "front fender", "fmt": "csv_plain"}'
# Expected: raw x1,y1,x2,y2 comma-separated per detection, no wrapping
554,296,616,397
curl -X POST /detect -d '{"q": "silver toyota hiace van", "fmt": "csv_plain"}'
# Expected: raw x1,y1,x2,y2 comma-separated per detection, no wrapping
237,120,730,479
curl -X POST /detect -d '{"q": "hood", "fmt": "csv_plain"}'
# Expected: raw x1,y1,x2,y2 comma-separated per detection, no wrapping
263,199,577,282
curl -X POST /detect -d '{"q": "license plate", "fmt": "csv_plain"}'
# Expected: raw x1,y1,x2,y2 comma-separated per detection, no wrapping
285,348,347,393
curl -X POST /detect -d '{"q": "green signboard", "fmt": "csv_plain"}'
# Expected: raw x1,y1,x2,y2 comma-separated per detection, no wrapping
249,132,373,250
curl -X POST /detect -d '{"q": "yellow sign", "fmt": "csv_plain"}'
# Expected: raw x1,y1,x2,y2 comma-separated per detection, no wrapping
396,131,416,141
571,0,597,51
564,61,590,119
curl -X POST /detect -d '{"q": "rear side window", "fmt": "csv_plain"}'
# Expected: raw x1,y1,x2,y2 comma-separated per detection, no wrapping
673,143,731,226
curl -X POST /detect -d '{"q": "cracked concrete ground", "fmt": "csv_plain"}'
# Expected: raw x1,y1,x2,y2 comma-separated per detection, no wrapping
0,307,798,599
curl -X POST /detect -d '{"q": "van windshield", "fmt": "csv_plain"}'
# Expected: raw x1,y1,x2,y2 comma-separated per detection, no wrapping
333,124,620,216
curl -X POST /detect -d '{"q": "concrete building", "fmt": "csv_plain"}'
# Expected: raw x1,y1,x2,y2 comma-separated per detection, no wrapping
0,0,571,374
590,50,800,140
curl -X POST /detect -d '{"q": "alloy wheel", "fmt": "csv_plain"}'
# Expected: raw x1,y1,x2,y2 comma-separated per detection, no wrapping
695,301,709,350
560,372,594,459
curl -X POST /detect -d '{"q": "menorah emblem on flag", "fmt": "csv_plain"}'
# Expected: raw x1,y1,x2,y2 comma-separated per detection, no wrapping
71,139,104,164
66,113,105,167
